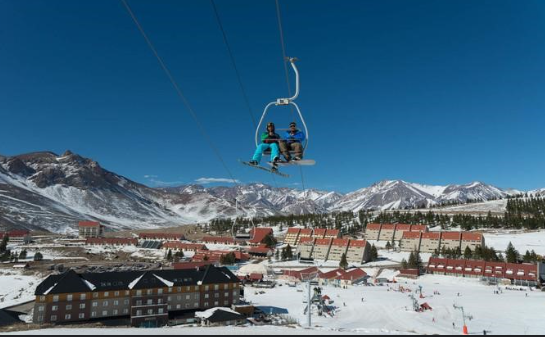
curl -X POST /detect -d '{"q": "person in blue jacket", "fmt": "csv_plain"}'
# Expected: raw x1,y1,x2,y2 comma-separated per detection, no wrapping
249,122,281,167
279,122,306,162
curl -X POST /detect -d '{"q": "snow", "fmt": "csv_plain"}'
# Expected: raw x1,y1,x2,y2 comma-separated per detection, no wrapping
83,280,96,291
128,274,145,290
484,230,545,255
154,274,174,287
195,307,240,320
0,270,43,309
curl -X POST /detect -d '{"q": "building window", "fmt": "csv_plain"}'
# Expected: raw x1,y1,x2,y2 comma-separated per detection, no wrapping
158,299,163,304
53,296,59,303
168,296,172,302
158,309,164,314
103,301,109,307
91,312,97,318
80,294,87,301
102,311,108,317
51,315,57,322
147,290,153,295
147,309,154,315
93,293,99,299
185,304,190,309
136,290,142,296
224,301,229,306
124,300,129,305
125,291,130,296
158,289,163,295
205,294,209,299
204,302,209,307
147,300,153,305
214,285,219,291
194,303,199,308
66,305,72,311
40,296,46,302
233,291,238,297
225,292,229,297
79,314,85,319
205,286,209,291
177,296,182,301
67,295,73,302
80,304,86,310
113,310,119,315
104,292,109,298
176,304,181,310
214,301,219,306
214,294,219,299
136,310,142,316
136,300,143,306
168,288,173,293
123,309,129,315
114,291,120,297
52,306,58,312
114,301,119,306
65,314,72,320
185,295,191,300
38,306,45,312
186,287,191,292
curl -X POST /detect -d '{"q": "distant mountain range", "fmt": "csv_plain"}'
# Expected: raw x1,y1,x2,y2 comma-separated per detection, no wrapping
0,151,540,234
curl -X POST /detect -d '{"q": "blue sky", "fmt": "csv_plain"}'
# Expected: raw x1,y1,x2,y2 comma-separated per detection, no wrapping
1,0,545,193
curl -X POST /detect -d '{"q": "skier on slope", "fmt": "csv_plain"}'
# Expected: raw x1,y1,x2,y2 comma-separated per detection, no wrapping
250,122,282,169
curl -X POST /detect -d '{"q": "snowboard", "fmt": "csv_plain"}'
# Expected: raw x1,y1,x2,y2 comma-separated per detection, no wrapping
239,160,290,178
267,159,316,167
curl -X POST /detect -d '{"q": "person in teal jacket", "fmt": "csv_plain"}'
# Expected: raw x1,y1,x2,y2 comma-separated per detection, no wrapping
250,122,281,167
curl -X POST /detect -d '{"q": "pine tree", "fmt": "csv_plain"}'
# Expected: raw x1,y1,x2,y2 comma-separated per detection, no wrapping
464,247,473,260
370,245,379,262
285,245,294,260
34,252,43,262
275,249,280,261
340,253,349,270
19,250,27,260
166,249,173,262
506,242,519,264
401,259,408,270
523,251,532,263
0,236,8,254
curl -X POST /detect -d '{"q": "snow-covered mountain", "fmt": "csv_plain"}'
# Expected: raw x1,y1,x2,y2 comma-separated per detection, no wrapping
0,151,538,234
332,180,518,212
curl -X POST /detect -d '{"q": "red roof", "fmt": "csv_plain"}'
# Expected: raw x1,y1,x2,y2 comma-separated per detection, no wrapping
331,239,350,247
366,224,382,231
402,232,422,239
313,229,327,236
300,229,313,236
421,232,441,239
79,221,102,228
299,237,315,244
282,267,321,280
249,228,274,244
315,238,332,246
462,232,483,241
348,240,368,248
249,273,264,281
395,224,412,231
286,228,301,235
248,247,272,255
320,268,347,280
337,268,367,281
441,232,462,240
325,229,340,238
3,230,30,237
381,224,396,230
411,225,428,232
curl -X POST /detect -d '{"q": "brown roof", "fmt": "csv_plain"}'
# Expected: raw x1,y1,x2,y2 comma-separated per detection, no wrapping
320,268,347,280
336,268,367,281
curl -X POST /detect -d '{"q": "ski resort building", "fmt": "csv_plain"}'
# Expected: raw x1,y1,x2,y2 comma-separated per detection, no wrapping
400,232,422,252
78,222,105,239
201,237,236,246
393,224,412,241
379,224,396,242
312,228,327,240
419,232,442,253
284,228,301,247
325,229,341,240
328,239,350,262
345,240,371,264
248,228,274,246
298,229,313,245
461,232,485,252
33,266,241,327
0,230,32,244
296,237,316,260
312,239,333,261
365,223,382,240
162,242,207,253
427,258,540,286
441,232,463,251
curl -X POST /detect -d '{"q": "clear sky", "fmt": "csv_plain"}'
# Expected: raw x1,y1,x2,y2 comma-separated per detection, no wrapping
1,0,545,193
